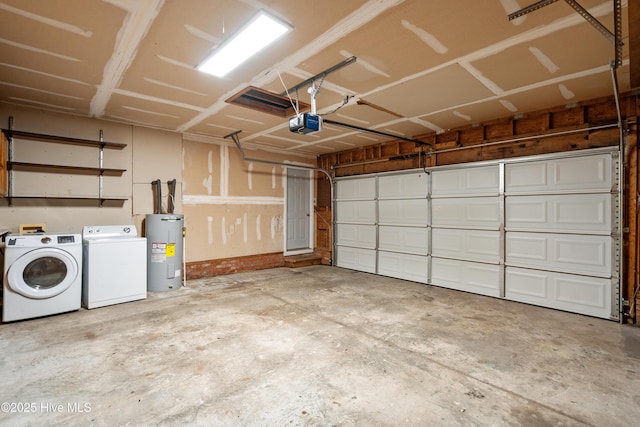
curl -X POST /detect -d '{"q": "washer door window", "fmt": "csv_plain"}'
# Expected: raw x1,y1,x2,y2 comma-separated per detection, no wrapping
7,248,79,299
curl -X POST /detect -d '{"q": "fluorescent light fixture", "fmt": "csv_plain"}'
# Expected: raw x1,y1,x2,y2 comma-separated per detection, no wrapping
197,10,292,77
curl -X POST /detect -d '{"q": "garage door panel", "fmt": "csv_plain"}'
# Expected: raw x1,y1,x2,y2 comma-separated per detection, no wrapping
379,199,429,226
506,194,611,233
432,228,500,263
505,268,548,298
506,233,547,261
505,154,612,194
505,198,547,224
336,224,377,249
336,200,376,224
431,258,501,297
336,246,376,273
506,232,611,277
378,251,429,283
378,172,428,199
432,165,500,197
336,177,376,200
555,276,607,308
554,196,608,227
506,161,548,190
552,155,611,190
432,197,500,229
379,226,429,255
505,267,611,319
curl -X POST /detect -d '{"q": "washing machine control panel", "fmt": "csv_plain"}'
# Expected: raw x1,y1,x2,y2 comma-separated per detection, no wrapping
4,234,79,248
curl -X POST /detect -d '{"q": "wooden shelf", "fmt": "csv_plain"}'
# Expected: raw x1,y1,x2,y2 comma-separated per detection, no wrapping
8,195,127,200
1,129,126,149
5,196,127,207
8,161,126,176
2,119,128,206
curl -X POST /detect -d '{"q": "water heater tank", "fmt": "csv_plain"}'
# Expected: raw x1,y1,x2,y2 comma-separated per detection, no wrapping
146,214,184,292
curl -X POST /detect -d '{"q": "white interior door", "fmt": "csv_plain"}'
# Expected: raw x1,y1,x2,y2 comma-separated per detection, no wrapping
285,168,312,255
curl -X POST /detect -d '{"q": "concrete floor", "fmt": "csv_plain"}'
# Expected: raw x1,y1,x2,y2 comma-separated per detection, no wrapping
1,265,640,426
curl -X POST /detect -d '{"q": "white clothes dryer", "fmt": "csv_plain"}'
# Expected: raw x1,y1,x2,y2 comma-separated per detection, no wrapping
82,225,146,309
2,233,82,322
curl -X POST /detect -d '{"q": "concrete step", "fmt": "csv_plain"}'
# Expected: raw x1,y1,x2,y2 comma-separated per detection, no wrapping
284,253,323,268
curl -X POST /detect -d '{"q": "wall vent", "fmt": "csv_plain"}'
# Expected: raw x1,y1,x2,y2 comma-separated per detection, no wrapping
225,86,310,117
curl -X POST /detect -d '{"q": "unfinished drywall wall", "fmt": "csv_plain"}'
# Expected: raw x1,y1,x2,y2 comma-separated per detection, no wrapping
131,126,183,227
0,104,134,233
182,135,315,262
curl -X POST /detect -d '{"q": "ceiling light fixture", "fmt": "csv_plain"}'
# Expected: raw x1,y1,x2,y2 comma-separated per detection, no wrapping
197,10,292,78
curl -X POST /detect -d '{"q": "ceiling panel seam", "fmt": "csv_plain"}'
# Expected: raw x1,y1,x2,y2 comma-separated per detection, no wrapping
458,61,504,95
111,88,205,112
0,37,80,61
89,0,164,118
0,3,92,37
0,63,91,86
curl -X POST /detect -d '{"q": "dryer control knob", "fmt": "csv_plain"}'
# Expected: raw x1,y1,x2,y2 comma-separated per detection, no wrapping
41,237,51,244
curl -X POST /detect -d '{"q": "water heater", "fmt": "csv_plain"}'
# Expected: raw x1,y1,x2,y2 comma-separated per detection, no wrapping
146,214,184,292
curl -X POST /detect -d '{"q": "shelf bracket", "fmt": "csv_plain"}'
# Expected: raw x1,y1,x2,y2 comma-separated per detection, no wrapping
508,0,559,20
563,0,615,44
98,129,104,202
7,116,13,204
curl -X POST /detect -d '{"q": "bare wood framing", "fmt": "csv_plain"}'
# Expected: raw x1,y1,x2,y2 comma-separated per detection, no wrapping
630,0,640,89
627,120,638,322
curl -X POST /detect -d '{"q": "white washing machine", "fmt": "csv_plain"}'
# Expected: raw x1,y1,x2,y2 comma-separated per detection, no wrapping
82,225,146,309
2,233,82,322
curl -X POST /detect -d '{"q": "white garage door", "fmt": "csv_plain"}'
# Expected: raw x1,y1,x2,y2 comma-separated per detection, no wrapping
335,176,377,273
333,148,620,320
377,172,429,283
431,165,502,297
504,154,617,319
